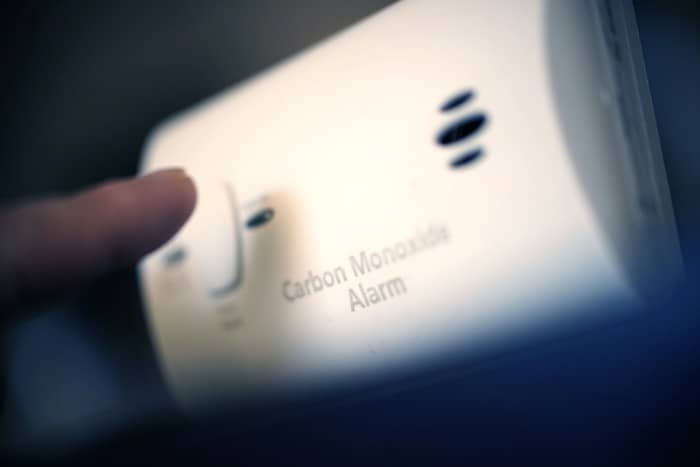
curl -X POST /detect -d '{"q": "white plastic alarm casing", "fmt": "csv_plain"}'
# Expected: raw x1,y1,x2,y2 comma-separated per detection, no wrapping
139,0,682,413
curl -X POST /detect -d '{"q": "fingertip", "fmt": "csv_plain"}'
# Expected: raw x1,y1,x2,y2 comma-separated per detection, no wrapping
140,168,198,225
116,167,198,261
66,167,199,273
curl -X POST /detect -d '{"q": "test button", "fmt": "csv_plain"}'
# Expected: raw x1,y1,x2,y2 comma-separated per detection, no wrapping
172,176,242,298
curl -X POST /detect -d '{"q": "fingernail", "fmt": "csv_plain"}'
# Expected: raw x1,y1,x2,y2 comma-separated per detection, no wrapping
141,168,197,210
145,168,191,183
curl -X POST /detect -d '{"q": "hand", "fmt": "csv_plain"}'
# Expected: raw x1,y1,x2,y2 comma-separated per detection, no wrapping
0,168,196,324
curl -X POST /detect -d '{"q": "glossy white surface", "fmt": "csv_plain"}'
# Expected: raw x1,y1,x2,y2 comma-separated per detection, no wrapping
139,0,681,413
